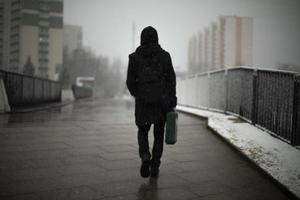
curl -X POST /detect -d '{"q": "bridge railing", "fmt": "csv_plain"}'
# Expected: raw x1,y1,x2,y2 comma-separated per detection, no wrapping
0,69,62,108
177,67,300,145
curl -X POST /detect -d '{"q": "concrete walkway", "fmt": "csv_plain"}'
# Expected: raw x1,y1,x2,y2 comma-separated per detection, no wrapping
0,98,293,200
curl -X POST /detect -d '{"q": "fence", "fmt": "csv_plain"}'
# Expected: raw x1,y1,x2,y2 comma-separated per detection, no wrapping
177,67,300,146
0,70,62,108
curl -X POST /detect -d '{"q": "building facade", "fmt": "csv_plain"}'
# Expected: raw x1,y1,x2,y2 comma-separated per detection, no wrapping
187,35,198,74
188,16,253,74
0,0,63,80
222,16,253,67
63,24,82,56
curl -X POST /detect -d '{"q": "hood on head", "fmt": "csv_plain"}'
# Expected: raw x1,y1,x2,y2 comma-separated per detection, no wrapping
140,26,158,46
136,26,161,57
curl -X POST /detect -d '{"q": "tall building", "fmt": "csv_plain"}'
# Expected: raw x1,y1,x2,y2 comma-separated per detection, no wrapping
0,0,11,71
197,32,204,73
210,22,218,70
203,27,210,71
0,0,63,80
221,16,253,67
187,35,198,74
63,24,82,56
188,16,253,74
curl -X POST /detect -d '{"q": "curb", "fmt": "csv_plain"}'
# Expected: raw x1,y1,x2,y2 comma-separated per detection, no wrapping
10,101,74,113
177,107,300,200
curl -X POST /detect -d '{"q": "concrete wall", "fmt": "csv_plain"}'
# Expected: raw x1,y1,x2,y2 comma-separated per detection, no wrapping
0,78,11,113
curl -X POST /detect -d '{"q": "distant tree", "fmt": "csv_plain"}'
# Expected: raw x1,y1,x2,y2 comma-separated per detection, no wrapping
61,46,125,97
59,48,71,88
59,66,71,89
104,58,123,97
23,56,35,76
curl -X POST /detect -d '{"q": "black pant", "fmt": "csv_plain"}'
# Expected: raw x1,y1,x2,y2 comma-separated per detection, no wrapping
137,120,165,167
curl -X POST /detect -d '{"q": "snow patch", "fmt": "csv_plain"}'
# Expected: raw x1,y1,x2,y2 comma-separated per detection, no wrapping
177,105,300,198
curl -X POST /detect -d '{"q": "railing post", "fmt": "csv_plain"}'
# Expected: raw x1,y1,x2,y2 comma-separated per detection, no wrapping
251,70,258,124
225,68,228,113
32,78,35,105
207,72,211,109
291,74,300,145
21,75,24,107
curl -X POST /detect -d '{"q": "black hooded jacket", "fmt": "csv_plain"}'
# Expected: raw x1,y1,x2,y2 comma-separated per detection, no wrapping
126,26,177,126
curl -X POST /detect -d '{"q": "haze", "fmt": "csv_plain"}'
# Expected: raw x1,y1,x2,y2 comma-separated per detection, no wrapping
64,0,300,71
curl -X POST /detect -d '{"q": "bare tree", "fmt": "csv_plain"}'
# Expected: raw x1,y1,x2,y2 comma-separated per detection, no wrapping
60,46,125,97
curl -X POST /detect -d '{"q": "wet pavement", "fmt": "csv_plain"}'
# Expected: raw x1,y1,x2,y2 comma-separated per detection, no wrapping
0,98,292,200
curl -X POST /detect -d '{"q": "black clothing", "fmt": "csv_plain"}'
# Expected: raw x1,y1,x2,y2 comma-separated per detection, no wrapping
126,42,177,125
138,120,165,167
140,160,150,178
140,26,159,46
126,26,177,170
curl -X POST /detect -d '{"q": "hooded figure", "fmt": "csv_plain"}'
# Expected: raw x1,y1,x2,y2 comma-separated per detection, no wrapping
126,26,177,178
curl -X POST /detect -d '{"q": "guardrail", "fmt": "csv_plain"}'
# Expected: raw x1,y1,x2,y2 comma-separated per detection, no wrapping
0,69,62,108
177,67,300,145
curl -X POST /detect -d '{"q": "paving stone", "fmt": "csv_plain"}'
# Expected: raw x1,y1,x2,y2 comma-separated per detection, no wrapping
61,155,105,166
38,189,69,200
1,193,41,200
142,187,198,200
100,193,138,200
101,159,139,171
91,181,141,197
0,99,292,200
187,180,234,197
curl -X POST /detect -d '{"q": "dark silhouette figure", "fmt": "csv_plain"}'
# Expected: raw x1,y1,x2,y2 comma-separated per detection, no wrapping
126,26,177,178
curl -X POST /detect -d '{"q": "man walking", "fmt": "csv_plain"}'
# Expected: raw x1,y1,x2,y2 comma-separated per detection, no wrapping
126,26,177,178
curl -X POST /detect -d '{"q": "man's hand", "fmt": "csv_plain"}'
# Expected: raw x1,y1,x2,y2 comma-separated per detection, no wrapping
169,107,176,112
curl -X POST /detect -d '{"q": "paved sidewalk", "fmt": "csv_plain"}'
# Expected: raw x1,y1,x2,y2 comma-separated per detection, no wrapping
0,99,293,200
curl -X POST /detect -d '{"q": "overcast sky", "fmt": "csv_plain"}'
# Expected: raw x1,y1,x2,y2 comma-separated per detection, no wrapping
64,0,300,71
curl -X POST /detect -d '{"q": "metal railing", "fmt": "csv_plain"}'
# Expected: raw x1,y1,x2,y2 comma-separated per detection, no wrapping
0,69,62,108
177,67,300,145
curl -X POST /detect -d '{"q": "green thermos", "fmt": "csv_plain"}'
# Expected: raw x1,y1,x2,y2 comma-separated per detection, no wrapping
165,111,178,145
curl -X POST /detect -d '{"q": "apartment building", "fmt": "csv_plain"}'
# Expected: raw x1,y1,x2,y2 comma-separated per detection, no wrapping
188,35,198,74
0,0,63,80
188,16,253,74
221,16,253,67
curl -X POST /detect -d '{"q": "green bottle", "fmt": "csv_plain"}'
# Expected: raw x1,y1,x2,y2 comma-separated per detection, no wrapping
165,111,178,145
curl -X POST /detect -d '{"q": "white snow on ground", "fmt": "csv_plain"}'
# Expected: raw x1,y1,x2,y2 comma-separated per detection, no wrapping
177,105,300,198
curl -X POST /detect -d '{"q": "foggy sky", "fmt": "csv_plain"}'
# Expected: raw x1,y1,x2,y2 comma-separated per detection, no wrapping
64,0,300,71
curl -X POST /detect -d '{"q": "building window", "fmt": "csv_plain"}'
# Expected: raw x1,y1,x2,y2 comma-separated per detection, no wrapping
39,36,49,43
11,1,21,10
11,19,20,27
39,3,49,11
11,27,19,36
39,20,49,27
39,12,49,19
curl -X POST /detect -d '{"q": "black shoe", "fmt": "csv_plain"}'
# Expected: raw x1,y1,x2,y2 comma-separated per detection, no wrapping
140,160,150,178
150,166,159,178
